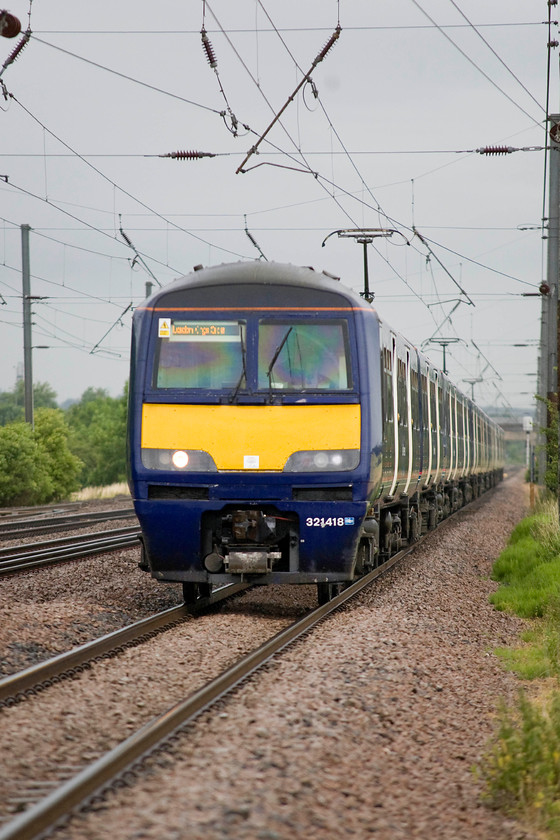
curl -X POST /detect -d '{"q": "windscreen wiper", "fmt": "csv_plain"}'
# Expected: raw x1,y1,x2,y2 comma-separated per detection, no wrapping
229,325,247,403
267,326,292,395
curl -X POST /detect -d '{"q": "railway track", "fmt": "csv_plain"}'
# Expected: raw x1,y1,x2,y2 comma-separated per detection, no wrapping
0,501,83,519
0,550,403,840
0,584,250,709
0,487,501,840
0,508,137,541
0,527,141,576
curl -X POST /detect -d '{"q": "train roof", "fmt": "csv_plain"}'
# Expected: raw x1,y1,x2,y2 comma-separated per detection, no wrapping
135,261,502,431
144,260,372,310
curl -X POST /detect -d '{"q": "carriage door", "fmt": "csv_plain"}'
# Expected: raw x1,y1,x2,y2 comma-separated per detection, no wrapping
388,335,400,497
432,372,441,485
403,349,414,495
423,366,432,485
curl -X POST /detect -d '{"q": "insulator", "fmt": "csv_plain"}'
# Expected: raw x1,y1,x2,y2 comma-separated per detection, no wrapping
0,11,21,38
476,145,515,155
548,39,559,48
201,26,217,69
312,24,341,67
161,150,216,160
2,30,29,67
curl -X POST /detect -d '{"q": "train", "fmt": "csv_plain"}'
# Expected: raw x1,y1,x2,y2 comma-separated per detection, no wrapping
127,261,504,604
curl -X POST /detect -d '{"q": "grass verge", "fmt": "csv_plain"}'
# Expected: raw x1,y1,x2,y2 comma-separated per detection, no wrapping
480,497,560,835
71,482,130,501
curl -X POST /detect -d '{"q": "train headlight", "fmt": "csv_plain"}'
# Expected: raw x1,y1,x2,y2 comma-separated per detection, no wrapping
172,450,189,469
283,449,360,472
141,448,217,472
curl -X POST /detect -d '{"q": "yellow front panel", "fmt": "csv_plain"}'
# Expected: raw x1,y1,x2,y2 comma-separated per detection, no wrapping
141,403,361,470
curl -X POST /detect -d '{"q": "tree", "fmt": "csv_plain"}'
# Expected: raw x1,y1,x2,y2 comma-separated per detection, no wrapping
65,386,127,487
0,422,48,505
0,380,58,426
0,408,81,505
34,408,83,500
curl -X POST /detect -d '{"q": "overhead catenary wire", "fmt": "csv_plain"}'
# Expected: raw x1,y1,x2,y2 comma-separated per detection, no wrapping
445,0,546,116
6,93,252,261
241,0,530,316
27,23,550,35
2,178,188,276
413,229,475,305
30,36,223,116
16,7,542,304
0,145,547,159
200,10,245,137
203,2,365,232
1,5,542,405
0,258,138,309
408,0,544,128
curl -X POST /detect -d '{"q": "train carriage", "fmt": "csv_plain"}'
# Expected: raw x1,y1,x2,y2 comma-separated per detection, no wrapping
127,261,504,604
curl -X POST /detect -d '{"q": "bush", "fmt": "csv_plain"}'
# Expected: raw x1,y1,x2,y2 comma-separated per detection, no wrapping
0,409,81,506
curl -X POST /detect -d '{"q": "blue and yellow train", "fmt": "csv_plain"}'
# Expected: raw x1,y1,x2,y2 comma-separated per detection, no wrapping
127,261,504,604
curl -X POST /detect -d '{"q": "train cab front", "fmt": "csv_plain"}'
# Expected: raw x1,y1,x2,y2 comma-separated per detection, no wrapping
127,264,378,595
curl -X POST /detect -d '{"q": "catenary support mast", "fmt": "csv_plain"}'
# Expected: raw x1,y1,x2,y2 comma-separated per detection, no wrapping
21,223,33,428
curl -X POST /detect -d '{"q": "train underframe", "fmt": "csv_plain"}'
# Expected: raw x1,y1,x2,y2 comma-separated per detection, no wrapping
362,468,504,576
138,468,502,606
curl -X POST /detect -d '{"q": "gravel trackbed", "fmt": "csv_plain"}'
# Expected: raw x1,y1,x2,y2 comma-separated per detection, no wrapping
0,472,537,839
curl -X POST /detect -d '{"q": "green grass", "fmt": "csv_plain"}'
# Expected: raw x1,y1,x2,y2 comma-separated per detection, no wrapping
480,496,560,835
481,691,560,834
490,504,560,618
494,644,551,682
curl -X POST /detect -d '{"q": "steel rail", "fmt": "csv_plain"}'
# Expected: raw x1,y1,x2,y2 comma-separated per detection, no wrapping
0,558,401,840
0,502,82,519
0,509,137,540
0,486,500,840
0,584,250,707
0,528,141,576
0,526,141,561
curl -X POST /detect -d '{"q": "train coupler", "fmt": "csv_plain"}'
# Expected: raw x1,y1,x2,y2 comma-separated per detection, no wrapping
225,548,281,574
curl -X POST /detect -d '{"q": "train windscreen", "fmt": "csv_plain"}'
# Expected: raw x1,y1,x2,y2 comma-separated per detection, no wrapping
154,319,245,389
258,320,351,391
152,316,352,393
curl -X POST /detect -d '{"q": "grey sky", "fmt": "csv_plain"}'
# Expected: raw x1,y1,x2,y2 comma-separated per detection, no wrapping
0,0,551,410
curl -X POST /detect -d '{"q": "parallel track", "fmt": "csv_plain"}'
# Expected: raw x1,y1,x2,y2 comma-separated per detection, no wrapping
0,527,141,576
0,509,137,541
0,488,498,840
0,502,82,519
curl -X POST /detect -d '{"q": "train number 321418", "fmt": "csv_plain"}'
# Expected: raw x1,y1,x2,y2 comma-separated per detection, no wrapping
305,517,355,528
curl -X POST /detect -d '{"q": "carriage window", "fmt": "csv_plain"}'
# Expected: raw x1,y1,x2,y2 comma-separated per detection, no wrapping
154,319,245,389
258,320,351,391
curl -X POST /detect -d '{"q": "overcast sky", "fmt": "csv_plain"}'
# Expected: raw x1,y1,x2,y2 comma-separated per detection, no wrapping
0,0,554,411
